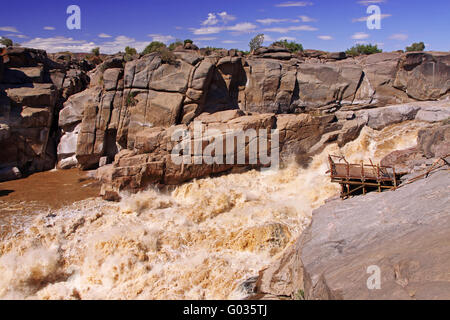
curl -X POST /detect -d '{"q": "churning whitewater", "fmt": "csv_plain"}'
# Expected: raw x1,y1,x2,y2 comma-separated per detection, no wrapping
0,121,426,300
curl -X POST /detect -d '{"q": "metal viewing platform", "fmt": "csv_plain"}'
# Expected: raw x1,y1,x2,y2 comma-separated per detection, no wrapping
327,155,398,199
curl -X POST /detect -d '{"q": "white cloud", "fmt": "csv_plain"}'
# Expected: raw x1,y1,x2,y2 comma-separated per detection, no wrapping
358,0,386,5
256,18,299,25
278,36,296,41
227,22,257,33
352,32,370,40
101,36,149,53
148,34,175,43
202,13,219,26
318,35,333,40
192,22,257,35
263,34,275,43
275,1,313,7
5,34,28,39
0,26,19,33
21,35,149,54
192,26,224,35
263,25,318,33
194,37,217,41
43,26,55,31
222,40,240,44
389,33,408,41
263,27,290,33
21,36,97,53
218,12,236,23
98,33,112,38
353,14,391,22
202,12,236,26
293,25,317,31
299,15,317,22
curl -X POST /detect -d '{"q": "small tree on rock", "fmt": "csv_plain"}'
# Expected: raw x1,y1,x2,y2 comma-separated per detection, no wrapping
0,37,13,47
406,42,425,52
141,41,166,55
249,34,265,53
346,44,382,56
271,39,304,53
91,47,100,56
125,46,137,56
168,40,183,51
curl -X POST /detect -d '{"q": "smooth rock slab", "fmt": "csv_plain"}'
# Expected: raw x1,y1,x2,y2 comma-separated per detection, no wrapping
301,170,450,300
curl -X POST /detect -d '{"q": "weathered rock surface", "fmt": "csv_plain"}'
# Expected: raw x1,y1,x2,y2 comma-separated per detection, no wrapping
254,125,450,300
302,169,449,300
417,124,450,158
394,52,450,101
0,47,92,178
380,124,450,174
61,50,450,174
255,168,450,300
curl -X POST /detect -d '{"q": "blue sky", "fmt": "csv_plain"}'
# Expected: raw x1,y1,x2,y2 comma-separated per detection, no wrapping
1,0,449,53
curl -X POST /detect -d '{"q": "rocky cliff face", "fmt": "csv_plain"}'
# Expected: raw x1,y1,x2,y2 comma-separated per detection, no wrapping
0,47,91,181
54,47,449,197
1,46,449,187
253,124,450,300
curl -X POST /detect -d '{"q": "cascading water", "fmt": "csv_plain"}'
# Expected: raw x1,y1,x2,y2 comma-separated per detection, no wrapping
0,121,426,300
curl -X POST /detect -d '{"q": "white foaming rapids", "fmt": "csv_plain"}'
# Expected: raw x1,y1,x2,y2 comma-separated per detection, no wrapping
0,121,424,300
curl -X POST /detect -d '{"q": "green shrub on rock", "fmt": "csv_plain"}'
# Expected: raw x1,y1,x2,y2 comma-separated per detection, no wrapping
0,37,13,47
406,42,425,52
271,39,304,53
345,44,382,56
141,41,166,55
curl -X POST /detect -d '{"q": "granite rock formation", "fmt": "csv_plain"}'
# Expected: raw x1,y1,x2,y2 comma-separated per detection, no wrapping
1,46,449,186
0,47,91,181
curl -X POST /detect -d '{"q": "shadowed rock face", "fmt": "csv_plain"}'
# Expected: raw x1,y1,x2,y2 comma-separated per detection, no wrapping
0,47,92,181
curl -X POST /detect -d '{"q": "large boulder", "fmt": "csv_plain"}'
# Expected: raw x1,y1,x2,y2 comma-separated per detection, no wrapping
357,101,449,131
149,61,192,93
364,104,420,130
243,59,296,113
417,124,450,158
394,52,450,101
295,62,363,110
0,82,58,175
255,169,450,300
0,166,22,182
1,83,57,107
59,87,102,130
301,170,450,300
1,66,45,84
353,52,411,107
0,47,49,68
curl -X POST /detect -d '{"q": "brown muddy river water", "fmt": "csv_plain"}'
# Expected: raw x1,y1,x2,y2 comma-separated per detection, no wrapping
0,169,100,239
